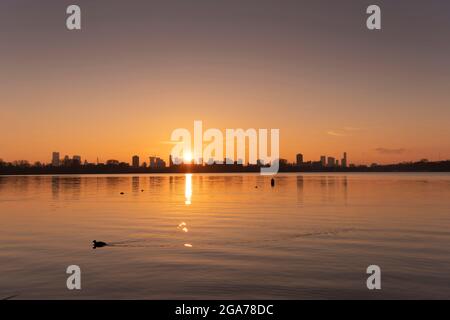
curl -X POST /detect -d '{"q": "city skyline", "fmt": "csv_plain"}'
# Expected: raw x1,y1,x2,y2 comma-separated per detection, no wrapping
2,149,447,170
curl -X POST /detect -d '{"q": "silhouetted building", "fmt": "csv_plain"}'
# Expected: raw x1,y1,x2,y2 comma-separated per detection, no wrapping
73,155,81,166
149,156,156,168
63,155,71,167
132,155,140,168
341,152,348,168
296,153,304,166
156,158,166,168
149,156,166,169
320,156,326,167
52,152,60,167
169,155,173,167
327,157,336,167
257,159,265,166
106,159,120,166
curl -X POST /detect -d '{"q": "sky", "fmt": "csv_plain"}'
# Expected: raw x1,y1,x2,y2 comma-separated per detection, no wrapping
1,0,449,165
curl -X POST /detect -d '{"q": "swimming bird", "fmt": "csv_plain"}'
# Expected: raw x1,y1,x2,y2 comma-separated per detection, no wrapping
93,240,108,249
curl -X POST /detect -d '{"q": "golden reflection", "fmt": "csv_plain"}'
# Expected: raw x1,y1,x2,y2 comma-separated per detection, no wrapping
185,174,192,205
177,222,188,232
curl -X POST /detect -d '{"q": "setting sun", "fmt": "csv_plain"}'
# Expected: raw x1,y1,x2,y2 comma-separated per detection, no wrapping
183,152,193,163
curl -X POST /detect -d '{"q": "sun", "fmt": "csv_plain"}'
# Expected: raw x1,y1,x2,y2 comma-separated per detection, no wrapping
183,152,193,163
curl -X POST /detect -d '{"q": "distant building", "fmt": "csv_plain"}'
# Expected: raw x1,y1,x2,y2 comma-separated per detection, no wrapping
341,152,348,168
320,156,326,167
296,153,304,166
106,159,120,166
132,155,140,168
156,158,166,168
169,155,173,167
63,155,71,166
52,152,60,167
73,155,81,166
149,156,156,168
327,157,335,167
149,156,166,169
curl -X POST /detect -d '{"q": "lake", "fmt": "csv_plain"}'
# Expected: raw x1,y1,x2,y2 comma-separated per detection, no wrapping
1,173,449,299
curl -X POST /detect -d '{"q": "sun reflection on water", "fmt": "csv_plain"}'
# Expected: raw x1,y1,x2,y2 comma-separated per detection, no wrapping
185,174,192,205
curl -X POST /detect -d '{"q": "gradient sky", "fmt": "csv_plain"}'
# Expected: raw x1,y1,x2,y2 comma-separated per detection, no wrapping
1,0,449,165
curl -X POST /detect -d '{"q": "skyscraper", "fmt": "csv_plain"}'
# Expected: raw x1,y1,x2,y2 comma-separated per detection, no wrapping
149,156,165,169
156,158,166,168
341,152,348,168
320,156,326,167
327,157,336,167
63,155,71,166
149,156,156,169
296,153,304,166
132,155,140,168
52,152,60,167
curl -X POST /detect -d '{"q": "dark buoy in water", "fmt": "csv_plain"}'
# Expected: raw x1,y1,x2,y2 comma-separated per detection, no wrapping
120,192,124,195
93,240,108,249
141,189,144,192
271,178,275,187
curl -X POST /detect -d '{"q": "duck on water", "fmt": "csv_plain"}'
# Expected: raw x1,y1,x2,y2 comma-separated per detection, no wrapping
93,240,108,249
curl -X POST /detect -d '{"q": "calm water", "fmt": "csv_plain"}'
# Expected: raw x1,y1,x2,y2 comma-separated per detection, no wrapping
1,173,449,299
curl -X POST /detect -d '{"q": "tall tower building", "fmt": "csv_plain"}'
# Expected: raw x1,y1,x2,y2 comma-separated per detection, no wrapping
327,157,336,167
52,152,60,167
320,156,326,167
149,156,156,169
341,152,348,168
296,153,304,166
132,155,140,168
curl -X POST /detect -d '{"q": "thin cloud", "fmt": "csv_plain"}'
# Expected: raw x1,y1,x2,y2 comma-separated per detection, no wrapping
327,126,363,137
375,147,406,155
327,130,349,137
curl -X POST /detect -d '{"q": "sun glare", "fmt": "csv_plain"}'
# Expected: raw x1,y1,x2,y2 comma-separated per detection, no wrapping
183,152,193,163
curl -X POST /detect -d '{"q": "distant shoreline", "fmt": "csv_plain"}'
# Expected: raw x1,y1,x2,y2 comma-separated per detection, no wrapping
1,160,449,175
